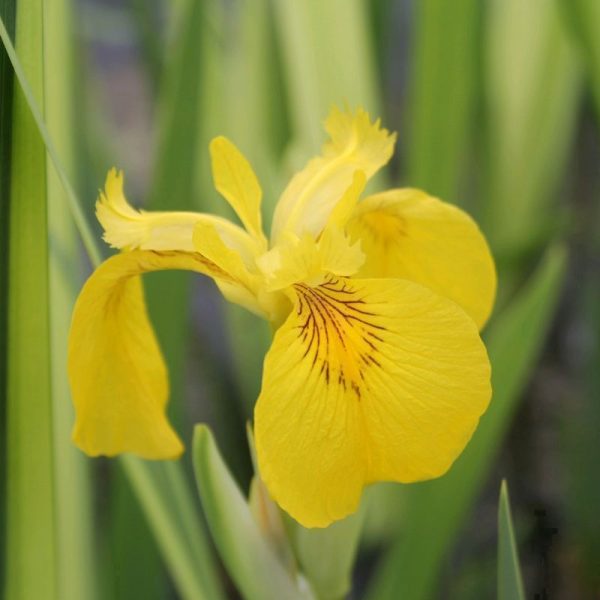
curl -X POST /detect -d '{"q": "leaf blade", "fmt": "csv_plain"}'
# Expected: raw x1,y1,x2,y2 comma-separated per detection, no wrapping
498,481,526,600
193,425,312,600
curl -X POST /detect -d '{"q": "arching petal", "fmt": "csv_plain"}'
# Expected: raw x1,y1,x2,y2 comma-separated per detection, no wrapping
346,189,497,329
193,221,266,316
96,168,262,264
254,277,491,528
209,136,266,245
271,107,395,242
68,250,242,459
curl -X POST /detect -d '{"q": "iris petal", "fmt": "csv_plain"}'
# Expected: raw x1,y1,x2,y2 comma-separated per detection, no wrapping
68,250,242,459
271,107,395,242
254,277,491,527
346,189,497,329
96,168,261,263
209,136,266,245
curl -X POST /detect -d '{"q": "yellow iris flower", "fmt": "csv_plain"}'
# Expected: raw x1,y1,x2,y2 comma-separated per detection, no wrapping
68,107,496,528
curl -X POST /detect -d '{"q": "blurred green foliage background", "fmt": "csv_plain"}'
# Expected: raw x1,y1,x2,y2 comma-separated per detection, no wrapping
1,0,599,598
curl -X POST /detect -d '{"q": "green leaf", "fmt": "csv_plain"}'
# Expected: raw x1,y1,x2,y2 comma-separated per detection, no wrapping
483,0,581,258
120,458,225,600
272,0,379,150
0,12,102,266
193,425,313,600
560,0,600,118
289,509,364,600
498,481,526,600
4,2,56,598
44,0,97,597
407,0,481,206
0,0,15,584
367,244,567,600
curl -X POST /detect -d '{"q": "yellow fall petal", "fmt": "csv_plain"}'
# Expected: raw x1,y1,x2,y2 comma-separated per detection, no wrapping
68,250,239,459
97,168,261,263
210,136,266,244
271,107,396,242
254,277,491,528
346,189,497,329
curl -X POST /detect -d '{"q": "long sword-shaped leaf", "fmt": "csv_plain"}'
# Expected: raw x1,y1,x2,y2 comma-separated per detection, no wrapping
367,244,567,600
4,1,57,598
193,425,314,600
0,13,101,266
483,0,580,258
560,0,600,118
288,507,364,600
272,0,379,151
498,481,526,600
407,0,481,206
44,0,97,598
0,0,15,587
0,15,224,600
121,458,224,600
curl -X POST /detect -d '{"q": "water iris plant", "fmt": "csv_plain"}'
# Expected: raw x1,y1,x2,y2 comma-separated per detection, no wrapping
68,107,496,528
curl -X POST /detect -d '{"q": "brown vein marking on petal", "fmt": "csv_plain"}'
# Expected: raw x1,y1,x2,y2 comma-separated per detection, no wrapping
293,277,385,399
136,250,243,290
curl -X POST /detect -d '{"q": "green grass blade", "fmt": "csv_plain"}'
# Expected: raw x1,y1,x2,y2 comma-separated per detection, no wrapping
0,0,15,587
290,508,364,600
367,244,567,600
272,0,379,150
128,0,163,92
560,0,600,118
498,481,526,600
483,0,580,258
4,1,57,597
108,470,166,600
0,13,102,265
44,0,97,598
222,0,288,218
407,0,481,206
193,425,314,600
121,458,224,600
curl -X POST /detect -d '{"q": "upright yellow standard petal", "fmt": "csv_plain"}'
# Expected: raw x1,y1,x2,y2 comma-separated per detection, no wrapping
210,136,266,244
346,189,497,329
254,277,491,527
271,107,396,241
68,250,239,459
